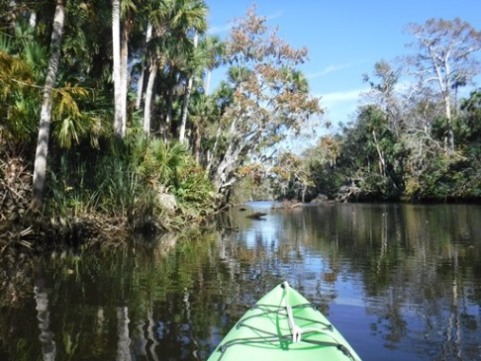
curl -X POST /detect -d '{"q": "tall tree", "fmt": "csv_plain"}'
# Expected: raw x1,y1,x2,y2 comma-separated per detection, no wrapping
179,32,198,144
167,0,207,143
112,0,123,138
119,0,137,138
363,60,403,137
188,93,217,163
207,7,322,204
141,0,174,137
142,58,157,136
112,0,138,139
31,0,66,210
406,18,481,151
141,0,207,138
136,22,152,111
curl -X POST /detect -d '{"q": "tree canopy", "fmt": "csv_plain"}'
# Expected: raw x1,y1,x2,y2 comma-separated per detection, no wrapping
1,4,481,240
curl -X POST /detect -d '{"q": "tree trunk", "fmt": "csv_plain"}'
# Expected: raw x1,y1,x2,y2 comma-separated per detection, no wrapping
432,53,455,152
206,125,222,175
179,75,193,143
135,23,152,110
120,20,129,137
372,129,386,176
193,122,202,163
179,33,198,144
112,0,123,138
31,0,65,210
143,63,157,137
29,12,37,28
163,85,174,140
7,0,18,29
213,139,243,195
209,116,245,203
204,70,211,95
443,90,455,151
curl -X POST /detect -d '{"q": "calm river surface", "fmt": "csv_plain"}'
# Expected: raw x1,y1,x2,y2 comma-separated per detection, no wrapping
1,202,481,361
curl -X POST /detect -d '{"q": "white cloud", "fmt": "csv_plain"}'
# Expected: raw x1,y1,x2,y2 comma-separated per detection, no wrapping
307,64,351,79
320,88,366,106
266,11,283,21
316,88,368,127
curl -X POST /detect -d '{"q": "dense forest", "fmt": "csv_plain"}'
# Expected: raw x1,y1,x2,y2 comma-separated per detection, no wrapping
1,1,481,244
247,19,481,204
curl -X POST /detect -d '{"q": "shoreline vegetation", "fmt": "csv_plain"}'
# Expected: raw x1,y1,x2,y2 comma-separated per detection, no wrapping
1,4,481,253
0,137,218,253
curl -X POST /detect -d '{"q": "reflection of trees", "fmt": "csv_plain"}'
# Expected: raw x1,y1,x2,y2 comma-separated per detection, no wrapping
0,229,251,360
0,253,34,308
226,203,481,359
116,306,131,361
1,205,480,360
312,204,481,359
0,253,38,360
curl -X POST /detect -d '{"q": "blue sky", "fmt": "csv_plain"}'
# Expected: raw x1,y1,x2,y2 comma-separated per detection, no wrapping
205,0,481,138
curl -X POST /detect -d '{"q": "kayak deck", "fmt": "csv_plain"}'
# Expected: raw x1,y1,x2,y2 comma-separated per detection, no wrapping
207,282,362,361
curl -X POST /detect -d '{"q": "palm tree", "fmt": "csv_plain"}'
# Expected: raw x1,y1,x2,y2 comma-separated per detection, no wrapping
188,92,216,163
140,0,207,139
177,35,224,145
141,0,176,137
31,0,66,210
112,0,123,138
135,22,152,111
178,32,199,144
112,0,140,139
119,0,138,138
0,32,39,144
176,0,208,144
136,0,170,113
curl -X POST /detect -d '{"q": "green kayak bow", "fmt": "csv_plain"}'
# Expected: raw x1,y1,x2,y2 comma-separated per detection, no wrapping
207,282,362,361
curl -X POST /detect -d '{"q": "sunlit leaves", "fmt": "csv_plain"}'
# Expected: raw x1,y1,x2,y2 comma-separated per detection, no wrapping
208,6,322,199
51,84,98,149
134,138,214,213
0,51,39,141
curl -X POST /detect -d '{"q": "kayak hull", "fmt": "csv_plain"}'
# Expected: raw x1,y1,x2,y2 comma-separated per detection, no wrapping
207,282,362,361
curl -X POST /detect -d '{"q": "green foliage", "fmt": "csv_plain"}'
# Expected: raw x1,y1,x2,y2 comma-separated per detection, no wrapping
303,87,481,203
457,89,481,145
328,105,404,201
0,50,40,144
270,152,315,201
206,7,321,204
136,139,187,186
309,165,343,199
230,174,273,203
403,153,462,201
3,0,481,231
134,138,215,214
46,135,215,224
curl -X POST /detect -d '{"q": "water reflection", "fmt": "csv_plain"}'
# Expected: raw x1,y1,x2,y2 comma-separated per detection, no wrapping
34,277,56,361
0,203,480,360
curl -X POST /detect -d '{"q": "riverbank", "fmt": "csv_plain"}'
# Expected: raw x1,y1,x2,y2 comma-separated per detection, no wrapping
1,138,218,252
0,203,216,255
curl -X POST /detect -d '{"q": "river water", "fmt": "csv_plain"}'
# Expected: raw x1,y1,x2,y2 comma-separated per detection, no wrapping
1,202,480,361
